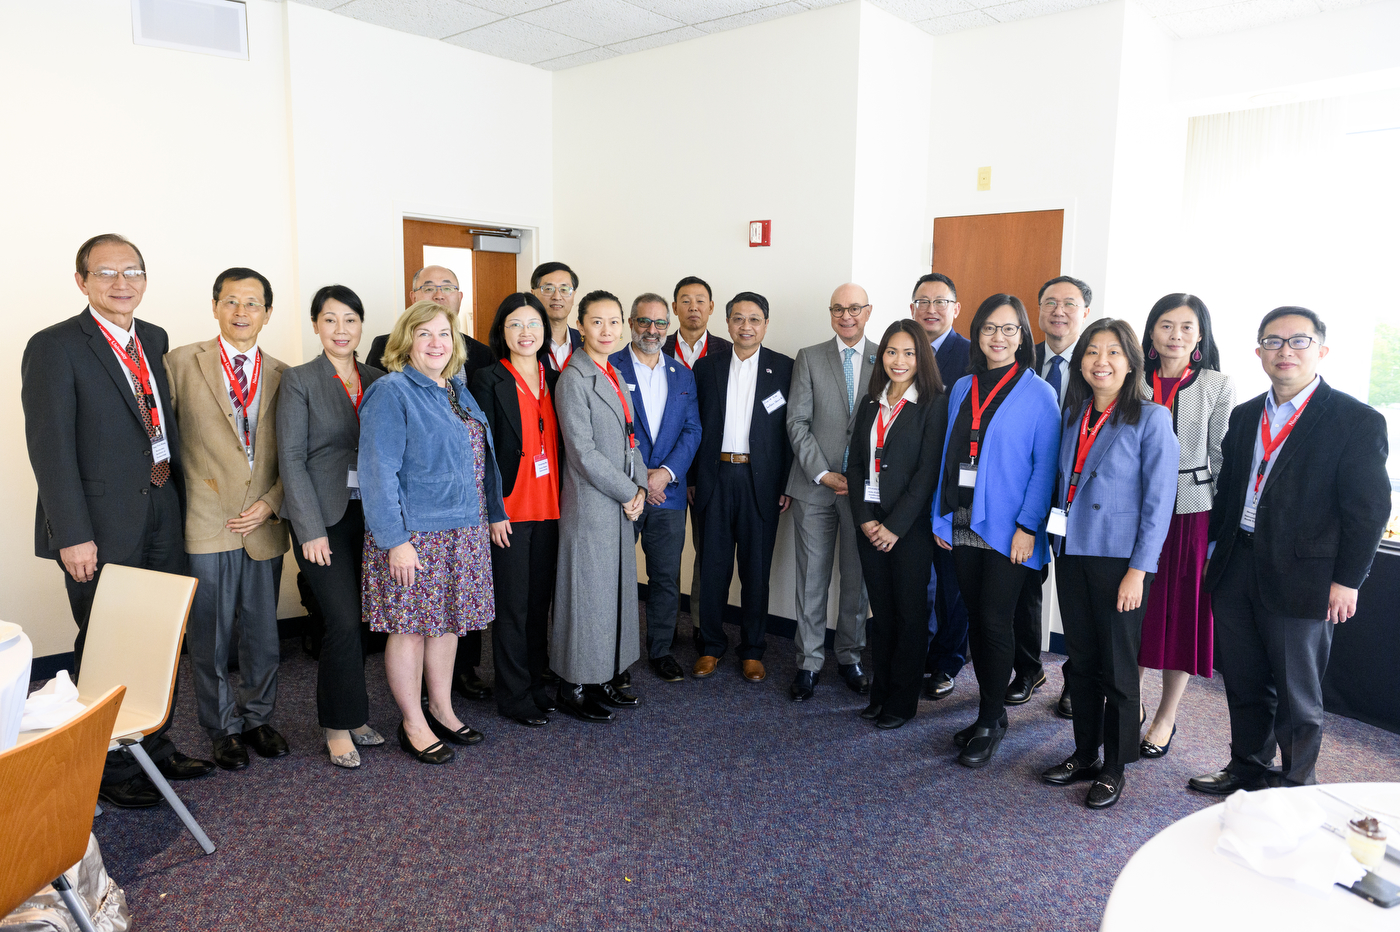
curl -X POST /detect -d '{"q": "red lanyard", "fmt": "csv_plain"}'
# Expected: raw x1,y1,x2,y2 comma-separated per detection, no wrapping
219,343,262,451
508,360,549,454
968,364,1019,461
1152,369,1192,412
98,324,162,433
873,398,907,473
1066,401,1116,506
598,361,636,449
1254,392,1313,494
675,334,707,369
335,369,362,420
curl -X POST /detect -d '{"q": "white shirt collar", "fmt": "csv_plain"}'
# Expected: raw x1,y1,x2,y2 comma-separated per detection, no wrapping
680,331,708,352
630,345,662,371
1266,375,1321,416
219,335,259,363
834,333,864,355
880,382,919,406
731,347,760,370
90,307,133,343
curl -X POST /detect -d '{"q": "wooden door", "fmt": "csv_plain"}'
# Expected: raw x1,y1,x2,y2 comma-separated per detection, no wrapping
402,218,516,341
931,210,1063,343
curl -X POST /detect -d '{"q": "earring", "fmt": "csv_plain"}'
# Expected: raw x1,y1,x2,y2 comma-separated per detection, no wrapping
1192,347,1202,362
1147,346,1157,359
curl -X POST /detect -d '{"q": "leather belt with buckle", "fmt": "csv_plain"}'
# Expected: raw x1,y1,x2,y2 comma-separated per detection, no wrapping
719,452,750,464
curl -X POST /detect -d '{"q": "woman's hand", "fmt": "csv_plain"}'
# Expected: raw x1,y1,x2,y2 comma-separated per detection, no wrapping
1009,529,1035,565
870,524,899,552
1117,568,1147,613
490,520,512,548
389,542,422,587
934,534,952,551
860,520,881,543
623,489,646,521
301,537,332,566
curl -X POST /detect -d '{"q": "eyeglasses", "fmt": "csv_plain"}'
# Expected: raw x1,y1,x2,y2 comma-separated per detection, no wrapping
912,298,955,311
979,323,1022,337
504,320,543,332
633,317,669,331
415,284,459,295
1259,335,1319,351
538,284,575,297
830,304,870,318
218,298,266,312
1040,299,1082,312
88,268,146,282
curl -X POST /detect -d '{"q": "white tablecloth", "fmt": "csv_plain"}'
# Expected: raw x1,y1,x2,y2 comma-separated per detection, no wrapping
0,630,34,751
1103,783,1400,931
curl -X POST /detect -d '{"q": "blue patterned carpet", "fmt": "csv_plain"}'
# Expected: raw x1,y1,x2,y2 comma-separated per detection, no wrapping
91,617,1400,931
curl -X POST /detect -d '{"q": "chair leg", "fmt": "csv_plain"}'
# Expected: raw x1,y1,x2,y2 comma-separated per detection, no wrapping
53,874,99,932
124,743,217,855
94,803,103,817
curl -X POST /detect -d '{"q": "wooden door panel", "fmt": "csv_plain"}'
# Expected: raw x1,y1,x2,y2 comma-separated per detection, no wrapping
932,209,1063,344
473,250,515,343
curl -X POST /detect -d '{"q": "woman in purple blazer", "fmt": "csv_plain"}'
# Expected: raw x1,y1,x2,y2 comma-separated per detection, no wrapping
1040,319,1178,810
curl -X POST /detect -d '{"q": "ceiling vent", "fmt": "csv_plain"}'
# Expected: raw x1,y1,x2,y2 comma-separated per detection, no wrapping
131,0,248,61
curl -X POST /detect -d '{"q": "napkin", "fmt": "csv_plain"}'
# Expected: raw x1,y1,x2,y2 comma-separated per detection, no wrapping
20,670,87,731
1215,788,1367,896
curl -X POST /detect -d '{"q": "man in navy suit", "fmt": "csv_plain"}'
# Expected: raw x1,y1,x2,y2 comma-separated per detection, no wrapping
533,261,585,372
911,273,972,700
691,292,794,683
610,293,702,683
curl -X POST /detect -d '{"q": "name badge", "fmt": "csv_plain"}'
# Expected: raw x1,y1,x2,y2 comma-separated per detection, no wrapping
1046,507,1068,538
958,464,977,488
534,454,550,478
864,480,880,503
151,434,171,465
1242,503,1257,528
627,383,636,391
346,468,359,489
762,391,786,414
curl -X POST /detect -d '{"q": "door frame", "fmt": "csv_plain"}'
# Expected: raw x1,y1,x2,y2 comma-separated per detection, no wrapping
399,208,539,292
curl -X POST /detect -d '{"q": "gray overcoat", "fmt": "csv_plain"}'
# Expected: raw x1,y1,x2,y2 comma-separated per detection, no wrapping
551,351,647,684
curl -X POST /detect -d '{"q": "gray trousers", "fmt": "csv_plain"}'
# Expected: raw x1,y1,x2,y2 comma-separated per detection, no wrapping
791,496,868,671
635,505,687,659
187,549,283,740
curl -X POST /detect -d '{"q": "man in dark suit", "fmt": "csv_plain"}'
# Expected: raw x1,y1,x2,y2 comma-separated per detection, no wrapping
911,273,971,701
690,292,794,683
21,234,214,808
611,294,702,682
532,261,584,372
1189,307,1389,792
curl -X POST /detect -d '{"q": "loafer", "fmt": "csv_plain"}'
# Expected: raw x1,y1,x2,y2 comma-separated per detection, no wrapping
350,726,386,747
97,774,162,809
1055,687,1073,719
953,722,977,749
692,655,719,679
453,670,494,702
956,720,1007,769
742,659,766,682
1041,755,1103,786
1139,724,1177,759
1188,768,1266,796
790,670,818,702
1086,771,1125,809
651,655,685,682
397,722,454,764
557,682,615,722
1004,670,1047,705
212,734,250,771
156,750,215,781
925,671,954,700
838,662,870,695
859,702,882,720
241,724,290,759
585,681,639,708
425,709,484,745
875,713,908,730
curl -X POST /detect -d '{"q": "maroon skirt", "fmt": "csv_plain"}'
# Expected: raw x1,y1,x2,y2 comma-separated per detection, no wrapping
1137,510,1213,677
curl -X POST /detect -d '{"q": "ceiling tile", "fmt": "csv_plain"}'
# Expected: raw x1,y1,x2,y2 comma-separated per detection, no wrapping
519,0,683,44
607,24,708,53
469,0,562,12
444,16,592,62
981,0,1102,23
871,0,974,18
693,0,809,32
1314,0,1365,10
1156,0,1317,36
535,45,620,69
917,8,997,31
288,0,353,11
796,0,853,7
335,0,500,39
622,0,785,20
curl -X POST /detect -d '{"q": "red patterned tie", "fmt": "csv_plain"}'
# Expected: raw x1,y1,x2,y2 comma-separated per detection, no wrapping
127,337,170,487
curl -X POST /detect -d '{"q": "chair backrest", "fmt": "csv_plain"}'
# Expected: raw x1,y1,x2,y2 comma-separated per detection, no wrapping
77,565,197,736
0,685,124,917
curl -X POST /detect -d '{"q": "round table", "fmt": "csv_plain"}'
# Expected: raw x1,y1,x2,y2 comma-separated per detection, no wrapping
1102,783,1400,931
0,625,34,751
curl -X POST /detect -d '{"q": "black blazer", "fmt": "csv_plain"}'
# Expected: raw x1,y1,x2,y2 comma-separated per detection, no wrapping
846,390,949,538
470,360,563,501
663,331,732,366
935,331,972,385
1205,379,1390,618
365,332,494,381
22,309,185,560
691,345,794,526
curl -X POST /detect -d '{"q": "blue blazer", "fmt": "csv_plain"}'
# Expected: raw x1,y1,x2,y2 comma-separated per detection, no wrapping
931,369,1061,569
609,349,702,510
934,331,973,385
358,366,506,550
1053,401,1179,573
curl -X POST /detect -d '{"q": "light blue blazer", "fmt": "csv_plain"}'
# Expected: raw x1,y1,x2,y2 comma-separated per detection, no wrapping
608,348,702,511
931,369,1061,570
1052,401,1179,573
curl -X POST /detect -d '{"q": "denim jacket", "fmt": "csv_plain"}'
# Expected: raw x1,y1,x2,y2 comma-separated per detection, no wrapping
358,366,506,550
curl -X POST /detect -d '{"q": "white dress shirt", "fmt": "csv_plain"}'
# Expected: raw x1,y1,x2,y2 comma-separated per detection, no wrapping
930,329,951,354
814,334,865,484
218,335,262,465
1242,375,1321,532
867,382,920,487
549,340,572,371
1040,345,1074,404
676,331,709,369
721,348,761,454
629,346,669,444
90,308,168,441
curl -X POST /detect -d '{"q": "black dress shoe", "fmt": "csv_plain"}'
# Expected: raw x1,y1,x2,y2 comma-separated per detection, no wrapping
1041,755,1103,786
790,670,818,702
1087,771,1125,809
397,723,454,764
453,670,494,702
557,682,615,722
1004,670,1047,705
651,655,685,682
212,734,250,771
241,724,290,758
859,702,882,720
875,713,908,730
1139,724,1177,759
586,681,639,708
156,751,216,781
541,667,560,685
1055,687,1073,719
511,714,549,727
425,709,484,745
838,662,871,695
925,671,954,700
953,722,977,749
533,692,558,714
97,774,161,809
957,720,1007,769
615,670,632,687
1188,768,1266,796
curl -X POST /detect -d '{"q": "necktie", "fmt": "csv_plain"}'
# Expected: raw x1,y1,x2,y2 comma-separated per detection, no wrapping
842,347,856,471
126,337,169,488
230,354,249,408
1047,355,1063,401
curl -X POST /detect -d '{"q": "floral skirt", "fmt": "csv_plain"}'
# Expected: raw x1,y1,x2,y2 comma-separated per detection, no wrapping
362,526,494,637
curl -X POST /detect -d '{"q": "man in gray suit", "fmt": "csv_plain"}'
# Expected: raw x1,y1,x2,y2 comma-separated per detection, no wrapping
784,283,877,700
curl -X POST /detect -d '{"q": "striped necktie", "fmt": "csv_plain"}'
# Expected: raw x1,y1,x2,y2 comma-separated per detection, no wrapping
126,337,169,487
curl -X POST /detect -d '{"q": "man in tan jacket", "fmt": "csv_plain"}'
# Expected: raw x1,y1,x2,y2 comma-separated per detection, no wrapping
165,267,290,772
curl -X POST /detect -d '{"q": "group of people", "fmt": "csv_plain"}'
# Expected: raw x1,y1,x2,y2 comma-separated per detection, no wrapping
22,232,1390,814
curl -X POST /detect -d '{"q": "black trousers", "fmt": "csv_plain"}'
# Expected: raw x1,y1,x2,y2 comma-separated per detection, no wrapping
698,463,778,661
61,481,183,782
1012,565,1048,681
1212,540,1333,785
490,519,558,718
455,629,484,673
290,502,369,730
924,545,969,678
635,506,687,659
954,545,1031,726
1056,554,1154,771
860,519,937,720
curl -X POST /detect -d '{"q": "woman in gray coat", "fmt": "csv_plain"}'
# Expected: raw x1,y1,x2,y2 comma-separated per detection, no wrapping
552,290,647,722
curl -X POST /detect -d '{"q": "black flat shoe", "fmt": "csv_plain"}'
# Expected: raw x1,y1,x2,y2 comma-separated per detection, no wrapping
925,671,954,700
557,682,615,722
953,722,977,749
957,720,1007,769
859,702,883,720
425,709,484,745
1086,771,1125,809
1041,755,1103,786
453,670,494,702
397,723,454,764
533,692,558,714
97,774,161,809
790,670,818,702
1056,687,1073,719
1140,724,1176,759
1004,670,1047,705
838,662,870,695
156,750,215,781
651,655,685,682
212,734,249,771
875,713,908,730
1188,768,1266,796
585,681,639,708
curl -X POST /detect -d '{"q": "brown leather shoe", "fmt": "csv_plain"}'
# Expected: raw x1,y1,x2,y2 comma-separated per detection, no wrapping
692,655,719,678
742,659,766,682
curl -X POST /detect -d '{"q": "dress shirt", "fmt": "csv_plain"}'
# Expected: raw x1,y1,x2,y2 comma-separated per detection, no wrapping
721,347,761,454
90,308,168,439
867,383,920,486
930,329,951,354
549,339,572,371
1040,345,1074,404
628,346,669,444
676,331,709,369
814,333,866,484
218,335,261,464
1241,375,1321,532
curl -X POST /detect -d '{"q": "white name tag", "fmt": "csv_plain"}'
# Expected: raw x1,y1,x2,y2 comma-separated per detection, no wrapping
762,391,786,414
958,464,977,488
1242,503,1257,528
534,454,550,478
864,480,880,503
151,435,171,465
627,383,636,391
1047,507,1068,538
347,468,359,489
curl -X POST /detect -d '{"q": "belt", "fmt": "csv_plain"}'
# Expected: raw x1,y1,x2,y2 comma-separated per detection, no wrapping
719,452,750,464
1237,529,1254,546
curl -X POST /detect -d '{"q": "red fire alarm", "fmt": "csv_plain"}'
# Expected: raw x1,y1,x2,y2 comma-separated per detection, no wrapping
749,220,771,247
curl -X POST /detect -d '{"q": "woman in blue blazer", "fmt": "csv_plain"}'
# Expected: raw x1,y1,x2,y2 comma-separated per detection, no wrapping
1040,319,1178,809
932,296,1060,769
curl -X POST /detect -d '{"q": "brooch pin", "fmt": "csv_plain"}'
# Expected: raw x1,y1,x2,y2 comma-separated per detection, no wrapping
766,368,772,373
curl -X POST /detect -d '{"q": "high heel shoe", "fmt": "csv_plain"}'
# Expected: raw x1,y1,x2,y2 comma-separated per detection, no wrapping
424,708,484,746
1139,724,1177,759
349,725,385,747
397,722,454,764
